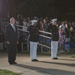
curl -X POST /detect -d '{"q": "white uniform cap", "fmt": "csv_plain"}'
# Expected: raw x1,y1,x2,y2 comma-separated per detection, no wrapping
51,18,57,25
59,25,62,28
31,20,37,25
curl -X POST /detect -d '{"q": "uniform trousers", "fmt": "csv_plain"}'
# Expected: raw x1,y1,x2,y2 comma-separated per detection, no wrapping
51,41,58,58
30,42,38,60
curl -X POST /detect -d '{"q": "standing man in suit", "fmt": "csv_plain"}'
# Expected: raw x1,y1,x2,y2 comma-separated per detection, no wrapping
6,17,18,65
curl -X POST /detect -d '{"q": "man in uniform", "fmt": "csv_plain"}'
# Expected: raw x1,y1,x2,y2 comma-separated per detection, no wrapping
28,20,39,61
48,19,59,59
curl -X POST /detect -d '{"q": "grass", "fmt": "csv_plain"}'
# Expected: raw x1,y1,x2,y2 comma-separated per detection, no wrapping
71,56,75,58
0,69,21,75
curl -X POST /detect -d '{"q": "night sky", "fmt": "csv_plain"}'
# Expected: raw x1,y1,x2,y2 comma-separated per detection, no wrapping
0,0,75,18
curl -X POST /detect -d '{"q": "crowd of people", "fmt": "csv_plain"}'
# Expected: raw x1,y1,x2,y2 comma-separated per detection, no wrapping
15,14,75,52
14,14,75,61
0,14,75,64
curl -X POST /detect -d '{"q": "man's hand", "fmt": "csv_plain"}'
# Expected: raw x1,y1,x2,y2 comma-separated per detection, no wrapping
6,41,10,44
17,41,19,44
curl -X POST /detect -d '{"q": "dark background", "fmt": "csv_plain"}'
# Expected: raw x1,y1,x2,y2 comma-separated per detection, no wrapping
0,0,75,20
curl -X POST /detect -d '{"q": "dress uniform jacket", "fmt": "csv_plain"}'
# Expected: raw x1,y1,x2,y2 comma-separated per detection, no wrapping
28,25,39,42
48,24,59,41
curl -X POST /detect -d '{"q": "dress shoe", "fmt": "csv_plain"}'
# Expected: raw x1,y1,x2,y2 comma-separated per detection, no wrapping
9,62,17,65
13,62,17,64
32,59,38,61
52,58,58,60
9,63,13,65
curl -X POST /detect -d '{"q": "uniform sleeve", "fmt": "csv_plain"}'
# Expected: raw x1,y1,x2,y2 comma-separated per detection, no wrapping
27,26,30,31
48,24,52,32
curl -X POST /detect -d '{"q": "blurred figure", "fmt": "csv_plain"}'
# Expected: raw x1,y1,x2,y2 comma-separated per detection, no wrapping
43,19,48,31
60,21,66,40
22,18,27,31
39,21,43,31
65,23,70,51
70,26,75,43
65,23,70,42
43,19,48,45
39,21,43,44
0,31,5,50
58,26,65,53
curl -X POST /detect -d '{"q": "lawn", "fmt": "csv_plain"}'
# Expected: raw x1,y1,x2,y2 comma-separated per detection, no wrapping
0,69,21,75
72,56,75,58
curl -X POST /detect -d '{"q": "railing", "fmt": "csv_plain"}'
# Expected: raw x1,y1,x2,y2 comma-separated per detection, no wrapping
16,25,52,53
